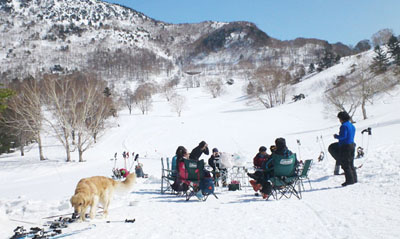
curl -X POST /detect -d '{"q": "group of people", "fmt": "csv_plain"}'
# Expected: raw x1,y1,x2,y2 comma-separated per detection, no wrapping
170,141,228,200
246,111,358,199
168,111,358,200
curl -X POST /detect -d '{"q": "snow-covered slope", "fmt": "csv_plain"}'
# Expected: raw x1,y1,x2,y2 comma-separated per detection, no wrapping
1,50,400,239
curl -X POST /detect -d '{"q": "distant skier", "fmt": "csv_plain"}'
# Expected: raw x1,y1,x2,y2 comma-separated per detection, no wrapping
328,111,357,186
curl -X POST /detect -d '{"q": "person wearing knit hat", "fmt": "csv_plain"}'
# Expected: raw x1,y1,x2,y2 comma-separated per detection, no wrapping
208,147,226,186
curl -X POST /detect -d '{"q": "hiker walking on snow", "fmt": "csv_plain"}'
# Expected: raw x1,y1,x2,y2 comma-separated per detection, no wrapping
190,141,209,161
328,111,357,186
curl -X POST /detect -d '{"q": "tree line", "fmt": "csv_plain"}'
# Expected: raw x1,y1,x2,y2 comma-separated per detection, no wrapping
0,72,116,161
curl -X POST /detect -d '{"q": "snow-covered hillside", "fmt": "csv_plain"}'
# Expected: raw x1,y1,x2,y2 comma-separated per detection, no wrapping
1,50,400,239
1,0,355,84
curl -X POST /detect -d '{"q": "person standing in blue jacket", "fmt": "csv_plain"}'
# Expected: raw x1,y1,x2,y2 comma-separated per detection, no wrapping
328,111,357,186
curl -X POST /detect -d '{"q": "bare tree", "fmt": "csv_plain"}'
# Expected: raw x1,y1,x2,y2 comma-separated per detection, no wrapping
161,80,176,102
123,87,135,114
42,72,112,162
352,64,384,120
249,67,291,108
134,83,155,115
324,62,393,120
324,83,361,120
371,28,394,47
204,79,225,98
42,74,74,162
170,93,187,117
184,78,194,90
2,77,45,160
68,73,111,162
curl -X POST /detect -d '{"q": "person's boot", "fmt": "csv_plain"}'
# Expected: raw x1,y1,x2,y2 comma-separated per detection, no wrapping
195,190,204,201
342,170,355,186
334,165,340,175
250,180,261,192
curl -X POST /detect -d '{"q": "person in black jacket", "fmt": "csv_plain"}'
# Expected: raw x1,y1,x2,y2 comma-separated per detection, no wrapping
208,148,227,186
190,141,209,161
208,148,221,172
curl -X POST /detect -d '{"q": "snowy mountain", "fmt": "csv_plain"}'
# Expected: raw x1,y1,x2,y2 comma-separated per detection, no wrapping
1,0,354,83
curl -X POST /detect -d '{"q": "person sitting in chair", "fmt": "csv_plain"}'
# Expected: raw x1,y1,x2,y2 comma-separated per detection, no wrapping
258,138,297,199
248,146,270,192
208,148,227,186
171,146,185,177
171,147,190,192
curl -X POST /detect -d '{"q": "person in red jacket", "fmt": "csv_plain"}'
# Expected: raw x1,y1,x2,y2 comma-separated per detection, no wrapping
253,146,269,168
248,146,269,192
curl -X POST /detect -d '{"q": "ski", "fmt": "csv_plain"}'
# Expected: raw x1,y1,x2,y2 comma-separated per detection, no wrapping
338,164,363,175
10,224,95,239
48,224,96,239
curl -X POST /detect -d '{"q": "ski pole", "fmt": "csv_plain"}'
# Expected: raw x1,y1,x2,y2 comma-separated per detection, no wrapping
106,218,135,223
296,139,301,161
10,218,38,225
320,135,328,160
42,213,73,219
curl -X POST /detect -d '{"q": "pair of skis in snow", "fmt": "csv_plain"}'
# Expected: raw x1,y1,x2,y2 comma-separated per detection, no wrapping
10,216,135,239
10,224,95,239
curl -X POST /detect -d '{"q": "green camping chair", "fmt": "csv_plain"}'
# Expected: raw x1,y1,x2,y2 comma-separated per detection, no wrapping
298,159,313,191
268,153,302,200
182,159,206,201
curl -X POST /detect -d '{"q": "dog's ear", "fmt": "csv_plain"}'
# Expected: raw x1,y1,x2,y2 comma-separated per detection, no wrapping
70,195,76,205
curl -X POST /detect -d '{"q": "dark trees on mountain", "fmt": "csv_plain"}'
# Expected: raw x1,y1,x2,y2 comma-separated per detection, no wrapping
387,35,400,66
308,63,315,74
371,45,389,74
354,39,371,53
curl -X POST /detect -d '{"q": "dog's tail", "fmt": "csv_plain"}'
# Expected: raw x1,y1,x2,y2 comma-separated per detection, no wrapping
116,172,136,193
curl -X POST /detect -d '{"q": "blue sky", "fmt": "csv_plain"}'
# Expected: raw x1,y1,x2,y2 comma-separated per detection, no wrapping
103,0,400,46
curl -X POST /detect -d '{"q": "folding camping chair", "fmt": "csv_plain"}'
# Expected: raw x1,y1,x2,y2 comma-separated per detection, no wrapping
182,159,218,201
161,157,177,194
268,153,302,200
298,159,313,191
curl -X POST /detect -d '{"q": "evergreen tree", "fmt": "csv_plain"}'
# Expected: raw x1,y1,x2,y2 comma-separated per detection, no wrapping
308,63,315,73
334,55,341,64
0,85,15,154
371,45,389,74
0,84,14,113
387,35,400,66
103,87,112,97
321,51,335,69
